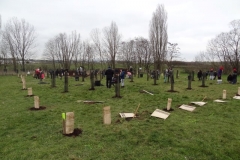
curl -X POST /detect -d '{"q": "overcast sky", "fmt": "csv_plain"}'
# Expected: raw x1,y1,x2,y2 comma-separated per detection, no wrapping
0,0,240,61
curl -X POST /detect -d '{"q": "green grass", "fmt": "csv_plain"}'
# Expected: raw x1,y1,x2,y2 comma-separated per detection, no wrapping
0,73,240,160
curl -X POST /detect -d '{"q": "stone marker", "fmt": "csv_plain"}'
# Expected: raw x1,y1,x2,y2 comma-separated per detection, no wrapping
103,106,111,124
190,102,207,106
34,96,39,109
28,88,33,96
223,90,226,99
167,98,172,111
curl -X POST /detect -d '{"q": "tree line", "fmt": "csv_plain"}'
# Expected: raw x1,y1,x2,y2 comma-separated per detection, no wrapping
1,4,180,73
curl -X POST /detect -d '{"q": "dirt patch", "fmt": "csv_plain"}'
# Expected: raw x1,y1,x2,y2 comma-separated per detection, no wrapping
186,88,192,90
89,88,95,90
112,96,122,98
236,93,240,96
21,88,27,90
29,106,46,110
199,85,208,87
166,90,179,93
75,84,83,86
162,108,174,112
25,95,35,97
63,128,83,137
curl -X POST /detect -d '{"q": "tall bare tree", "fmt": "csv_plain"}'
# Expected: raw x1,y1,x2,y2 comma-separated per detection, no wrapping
55,31,81,70
91,28,105,69
3,17,36,71
167,42,180,67
149,4,168,84
102,21,121,68
149,4,168,70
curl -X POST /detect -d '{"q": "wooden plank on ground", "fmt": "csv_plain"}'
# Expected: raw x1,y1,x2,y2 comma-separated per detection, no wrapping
179,104,196,112
151,109,170,119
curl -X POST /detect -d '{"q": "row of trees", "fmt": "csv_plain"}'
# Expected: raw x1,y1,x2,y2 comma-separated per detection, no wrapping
0,5,181,73
195,19,240,73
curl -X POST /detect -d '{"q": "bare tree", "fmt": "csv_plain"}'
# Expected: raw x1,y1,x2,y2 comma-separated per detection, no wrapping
3,17,36,72
149,4,168,84
149,4,168,70
43,38,57,70
135,37,153,77
54,31,81,70
102,21,121,68
91,28,105,69
206,19,240,73
167,42,180,67
82,40,94,69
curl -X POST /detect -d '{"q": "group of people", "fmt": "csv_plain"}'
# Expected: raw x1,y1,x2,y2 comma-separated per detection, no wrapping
105,67,126,88
227,68,238,84
34,68,45,80
197,67,237,84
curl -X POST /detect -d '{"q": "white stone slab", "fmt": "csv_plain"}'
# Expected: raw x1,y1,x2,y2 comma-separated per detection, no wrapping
151,109,170,119
214,99,227,103
233,96,240,100
190,102,207,106
179,104,196,112
119,113,135,118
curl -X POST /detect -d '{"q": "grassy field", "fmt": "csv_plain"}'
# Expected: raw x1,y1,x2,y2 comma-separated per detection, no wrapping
0,72,239,160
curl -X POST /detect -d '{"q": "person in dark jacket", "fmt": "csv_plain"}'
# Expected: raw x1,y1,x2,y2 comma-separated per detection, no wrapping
197,70,202,80
232,68,237,84
105,67,114,88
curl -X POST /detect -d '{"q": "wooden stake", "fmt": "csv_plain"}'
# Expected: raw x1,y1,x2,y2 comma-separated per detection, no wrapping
103,106,111,124
65,112,74,134
142,90,154,95
167,98,172,111
133,103,140,117
28,88,33,96
22,76,26,89
34,96,39,109
223,90,226,99
202,96,207,101
238,87,240,95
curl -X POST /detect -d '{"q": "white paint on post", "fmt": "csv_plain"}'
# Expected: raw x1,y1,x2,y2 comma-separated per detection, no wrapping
167,98,172,111
28,88,32,96
103,106,111,124
34,96,39,109
65,112,74,134
223,90,227,99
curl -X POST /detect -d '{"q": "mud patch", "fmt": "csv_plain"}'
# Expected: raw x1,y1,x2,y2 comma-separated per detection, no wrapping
62,128,83,137
167,90,179,93
29,106,46,110
162,108,174,112
25,95,35,97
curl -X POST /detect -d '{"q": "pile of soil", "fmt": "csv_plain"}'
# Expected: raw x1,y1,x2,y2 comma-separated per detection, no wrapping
29,106,46,110
63,128,83,137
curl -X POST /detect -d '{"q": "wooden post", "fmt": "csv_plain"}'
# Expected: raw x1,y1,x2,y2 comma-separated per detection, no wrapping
28,88,33,96
22,76,26,89
187,73,192,89
103,106,111,125
65,112,74,134
64,71,68,92
167,98,172,111
223,90,226,99
34,96,39,109
238,87,240,95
